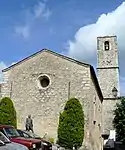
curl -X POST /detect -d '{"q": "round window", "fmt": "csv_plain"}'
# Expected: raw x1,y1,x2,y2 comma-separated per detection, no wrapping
39,76,50,88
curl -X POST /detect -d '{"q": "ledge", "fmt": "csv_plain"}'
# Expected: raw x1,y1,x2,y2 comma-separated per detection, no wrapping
97,67,119,69
103,97,122,100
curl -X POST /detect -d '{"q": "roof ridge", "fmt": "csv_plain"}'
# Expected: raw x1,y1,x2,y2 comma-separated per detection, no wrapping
2,48,90,72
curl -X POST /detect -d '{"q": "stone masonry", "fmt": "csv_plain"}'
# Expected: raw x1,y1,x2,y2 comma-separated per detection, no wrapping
0,35,121,149
1,50,103,150
97,36,120,135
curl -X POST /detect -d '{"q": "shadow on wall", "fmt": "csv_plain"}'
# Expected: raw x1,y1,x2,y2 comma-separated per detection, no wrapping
104,142,125,150
114,142,125,150
0,97,17,128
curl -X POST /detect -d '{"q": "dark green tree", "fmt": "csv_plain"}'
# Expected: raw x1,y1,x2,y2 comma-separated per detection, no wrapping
57,98,84,149
0,97,17,128
113,97,125,142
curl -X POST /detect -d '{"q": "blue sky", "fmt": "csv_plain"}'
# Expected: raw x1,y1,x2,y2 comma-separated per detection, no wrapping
0,0,125,94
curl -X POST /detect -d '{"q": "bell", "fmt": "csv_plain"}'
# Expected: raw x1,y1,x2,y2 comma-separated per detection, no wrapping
105,44,109,50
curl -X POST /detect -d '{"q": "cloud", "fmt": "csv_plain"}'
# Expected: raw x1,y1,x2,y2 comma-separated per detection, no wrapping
67,2,125,61
33,1,51,20
0,62,7,83
42,9,52,20
15,1,52,39
15,25,30,39
67,2,125,95
11,62,17,65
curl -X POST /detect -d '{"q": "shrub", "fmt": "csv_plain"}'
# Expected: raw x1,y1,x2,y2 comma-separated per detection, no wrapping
0,97,17,128
57,98,84,149
48,137,55,144
113,97,125,142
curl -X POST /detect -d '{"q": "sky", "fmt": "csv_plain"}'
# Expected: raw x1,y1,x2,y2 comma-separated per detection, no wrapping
0,0,125,95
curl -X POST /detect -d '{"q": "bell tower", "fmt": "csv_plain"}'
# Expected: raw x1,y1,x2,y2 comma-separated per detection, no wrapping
97,36,120,98
97,36,120,135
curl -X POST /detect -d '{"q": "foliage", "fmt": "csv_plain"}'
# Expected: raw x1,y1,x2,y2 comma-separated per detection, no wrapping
57,98,84,149
42,133,55,144
0,97,17,128
48,137,55,144
113,97,125,142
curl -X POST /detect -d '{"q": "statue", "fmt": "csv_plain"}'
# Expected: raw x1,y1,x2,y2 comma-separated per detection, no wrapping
25,115,34,133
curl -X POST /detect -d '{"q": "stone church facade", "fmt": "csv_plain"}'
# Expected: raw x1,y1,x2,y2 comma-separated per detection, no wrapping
0,35,120,150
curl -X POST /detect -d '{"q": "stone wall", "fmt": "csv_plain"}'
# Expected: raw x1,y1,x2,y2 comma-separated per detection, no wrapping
1,50,103,150
97,69,119,98
97,36,120,98
102,99,120,134
88,71,103,150
97,36,120,135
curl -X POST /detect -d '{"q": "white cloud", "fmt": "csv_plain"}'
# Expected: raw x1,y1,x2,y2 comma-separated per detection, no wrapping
11,62,17,65
15,1,52,39
67,2,125,95
15,25,30,39
33,1,52,20
67,2,125,61
42,9,52,20
0,62,7,83
34,1,45,19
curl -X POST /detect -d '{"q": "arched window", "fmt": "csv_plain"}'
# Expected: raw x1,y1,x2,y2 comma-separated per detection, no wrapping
104,41,110,50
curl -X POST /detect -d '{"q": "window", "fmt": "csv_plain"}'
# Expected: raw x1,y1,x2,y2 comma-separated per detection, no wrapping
104,41,110,50
25,131,40,138
0,129,4,134
4,128,20,138
22,132,30,138
17,130,30,138
0,140,5,146
38,75,50,88
0,132,10,143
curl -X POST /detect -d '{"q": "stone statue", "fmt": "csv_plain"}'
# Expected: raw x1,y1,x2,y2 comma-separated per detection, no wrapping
25,115,34,133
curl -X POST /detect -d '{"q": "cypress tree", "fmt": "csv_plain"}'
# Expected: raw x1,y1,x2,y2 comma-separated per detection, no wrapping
58,98,84,149
0,97,17,128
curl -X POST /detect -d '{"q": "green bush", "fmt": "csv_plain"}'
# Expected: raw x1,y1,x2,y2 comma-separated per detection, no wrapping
48,137,55,144
113,97,125,142
0,97,17,128
57,98,84,149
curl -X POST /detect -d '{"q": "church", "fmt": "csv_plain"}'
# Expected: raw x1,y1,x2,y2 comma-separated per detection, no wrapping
0,35,120,150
